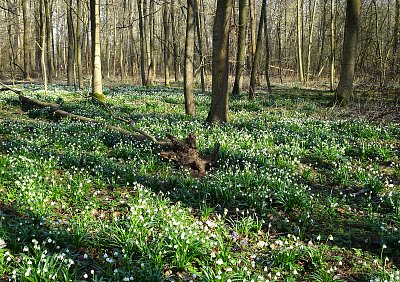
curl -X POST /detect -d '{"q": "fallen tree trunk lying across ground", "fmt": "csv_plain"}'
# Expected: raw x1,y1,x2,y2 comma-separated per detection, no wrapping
0,82,219,177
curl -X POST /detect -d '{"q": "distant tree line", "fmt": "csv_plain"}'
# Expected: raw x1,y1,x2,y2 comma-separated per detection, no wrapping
0,0,398,121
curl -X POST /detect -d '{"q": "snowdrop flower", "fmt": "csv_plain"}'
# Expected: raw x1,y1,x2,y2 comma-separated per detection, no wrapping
0,238,6,248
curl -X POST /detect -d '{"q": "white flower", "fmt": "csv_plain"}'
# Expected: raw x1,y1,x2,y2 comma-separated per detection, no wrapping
83,273,88,279
257,241,266,248
216,258,224,265
329,235,333,241
0,238,6,248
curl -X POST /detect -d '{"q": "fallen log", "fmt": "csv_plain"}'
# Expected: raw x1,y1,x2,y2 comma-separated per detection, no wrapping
0,82,220,177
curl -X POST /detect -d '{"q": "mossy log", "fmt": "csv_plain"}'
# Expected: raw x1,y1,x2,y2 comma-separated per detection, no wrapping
0,82,219,177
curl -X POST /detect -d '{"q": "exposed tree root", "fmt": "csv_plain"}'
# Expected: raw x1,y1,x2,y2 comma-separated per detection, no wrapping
160,134,220,177
0,82,220,177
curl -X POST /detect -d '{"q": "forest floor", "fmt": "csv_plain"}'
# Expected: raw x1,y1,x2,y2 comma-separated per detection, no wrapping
0,82,399,281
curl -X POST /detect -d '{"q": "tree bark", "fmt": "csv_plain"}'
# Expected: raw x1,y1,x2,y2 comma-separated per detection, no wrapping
393,0,400,73
77,0,83,89
184,0,196,116
330,0,335,91
22,0,30,80
297,0,304,82
248,0,256,68
138,0,147,85
45,0,53,83
67,0,75,86
163,1,171,87
170,0,179,82
40,0,48,93
194,0,205,93
90,0,104,101
248,0,266,99
335,0,361,105
206,0,233,123
232,0,247,96
146,0,155,86
264,2,272,93
306,0,318,82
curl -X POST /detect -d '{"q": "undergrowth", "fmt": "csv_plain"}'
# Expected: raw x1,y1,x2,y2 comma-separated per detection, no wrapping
0,84,399,281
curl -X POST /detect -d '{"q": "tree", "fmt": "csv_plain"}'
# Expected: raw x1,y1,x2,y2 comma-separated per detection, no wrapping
335,0,361,105
67,0,75,86
45,0,53,82
306,0,318,82
138,0,147,85
40,0,48,93
76,0,83,89
90,0,105,101
394,0,400,73
194,0,205,93
22,0,30,80
184,0,196,116
330,0,335,91
146,0,155,86
249,0,266,99
232,0,247,96
206,0,233,123
296,0,304,82
263,1,272,93
163,1,171,87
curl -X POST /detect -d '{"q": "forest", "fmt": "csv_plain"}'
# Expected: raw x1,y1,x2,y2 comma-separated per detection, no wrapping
0,0,400,281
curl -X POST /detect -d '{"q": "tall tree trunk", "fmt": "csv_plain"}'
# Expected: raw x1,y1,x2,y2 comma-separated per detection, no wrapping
130,0,137,80
22,0,30,79
263,2,272,93
335,0,361,105
317,0,327,76
306,0,318,82
277,1,283,83
67,0,75,86
138,0,147,85
146,0,155,86
297,0,304,82
393,0,400,74
90,0,104,101
170,0,179,82
105,0,110,78
232,0,247,95
206,0,233,123
330,0,335,91
372,0,385,89
248,0,256,68
194,0,205,93
112,6,117,77
77,0,83,89
184,0,196,116
163,1,170,87
143,0,150,68
45,0,53,83
248,0,266,99
40,0,48,93
119,32,124,80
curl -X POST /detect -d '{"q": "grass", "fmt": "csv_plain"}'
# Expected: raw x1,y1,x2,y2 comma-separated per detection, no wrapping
0,83,399,281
